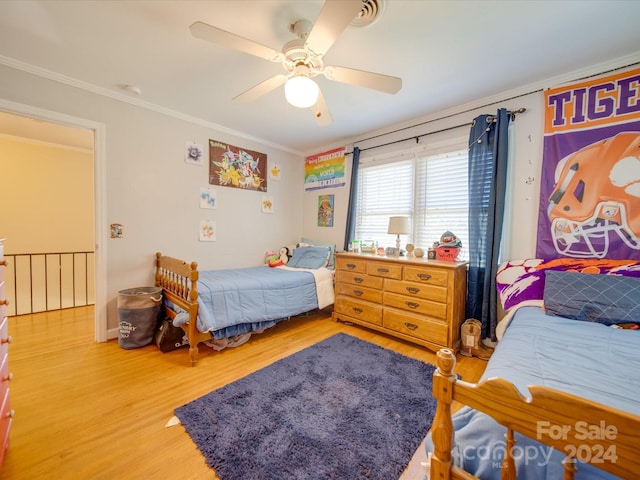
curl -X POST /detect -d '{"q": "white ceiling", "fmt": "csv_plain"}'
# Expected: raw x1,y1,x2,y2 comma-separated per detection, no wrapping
1,0,640,155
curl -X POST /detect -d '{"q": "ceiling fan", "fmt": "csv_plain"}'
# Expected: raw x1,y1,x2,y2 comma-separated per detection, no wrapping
189,0,402,126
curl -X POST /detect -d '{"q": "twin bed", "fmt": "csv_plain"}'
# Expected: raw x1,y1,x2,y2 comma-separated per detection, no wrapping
154,246,334,366
427,258,640,480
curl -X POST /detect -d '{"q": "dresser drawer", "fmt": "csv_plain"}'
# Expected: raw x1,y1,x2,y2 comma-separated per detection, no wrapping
335,295,383,326
383,292,447,319
367,261,403,279
403,266,449,286
336,283,383,303
0,383,11,466
335,256,368,273
383,309,449,345
384,279,447,303
335,270,383,289
0,317,8,361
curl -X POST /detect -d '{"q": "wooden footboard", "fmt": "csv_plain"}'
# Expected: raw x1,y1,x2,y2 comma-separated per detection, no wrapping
154,252,210,366
430,348,640,480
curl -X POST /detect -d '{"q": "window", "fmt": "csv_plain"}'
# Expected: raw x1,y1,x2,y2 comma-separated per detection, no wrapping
354,147,469,259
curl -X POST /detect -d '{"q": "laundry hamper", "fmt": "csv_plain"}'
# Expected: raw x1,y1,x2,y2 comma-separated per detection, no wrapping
117,286,163,349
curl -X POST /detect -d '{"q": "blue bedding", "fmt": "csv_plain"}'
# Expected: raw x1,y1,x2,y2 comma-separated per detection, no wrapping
426,306,640,480
195,266,318,335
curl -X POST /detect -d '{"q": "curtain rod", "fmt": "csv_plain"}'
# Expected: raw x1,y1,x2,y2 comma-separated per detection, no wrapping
344,60,640,156
345,107,526,155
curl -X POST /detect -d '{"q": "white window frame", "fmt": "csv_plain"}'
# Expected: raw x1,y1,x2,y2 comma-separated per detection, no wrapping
354,138,469,260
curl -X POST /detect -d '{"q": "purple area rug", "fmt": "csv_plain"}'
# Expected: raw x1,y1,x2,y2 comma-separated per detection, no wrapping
175,333,437,480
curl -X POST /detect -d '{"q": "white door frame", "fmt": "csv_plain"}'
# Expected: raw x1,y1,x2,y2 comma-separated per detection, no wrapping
0,98,107,342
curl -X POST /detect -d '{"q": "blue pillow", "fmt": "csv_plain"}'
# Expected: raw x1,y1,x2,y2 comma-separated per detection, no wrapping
543,270,640,325
300,237,336,269
287,246,331,269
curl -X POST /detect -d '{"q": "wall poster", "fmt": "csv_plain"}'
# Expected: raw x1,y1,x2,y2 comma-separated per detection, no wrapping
304,146,346,191
317,194,334,227
536,66,640,260
209,139,267,192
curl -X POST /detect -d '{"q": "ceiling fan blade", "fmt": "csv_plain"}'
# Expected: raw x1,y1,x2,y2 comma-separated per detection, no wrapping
312,88,333,126
305,0,363,57
232,75,288,104
190,21,283,62
324,65,402,94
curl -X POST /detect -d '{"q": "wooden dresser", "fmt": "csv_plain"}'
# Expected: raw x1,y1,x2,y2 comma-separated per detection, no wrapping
0,238,12,468
332,252,468,352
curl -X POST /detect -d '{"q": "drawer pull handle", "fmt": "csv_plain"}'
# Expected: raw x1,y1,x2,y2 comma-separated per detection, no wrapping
406,287,420,294
0,259,7,267
346,263,357,270
5,409,14,419
0,299,7,306
353,290,363,296
404,322,418,331
417,273,432,281
352,307,363,314
353,277,364,283
2,373,13,382
1,336,12,345
377,268,389,273
406,301,420,309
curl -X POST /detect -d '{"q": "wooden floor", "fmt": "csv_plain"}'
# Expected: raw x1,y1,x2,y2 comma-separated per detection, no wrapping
2,306,487,480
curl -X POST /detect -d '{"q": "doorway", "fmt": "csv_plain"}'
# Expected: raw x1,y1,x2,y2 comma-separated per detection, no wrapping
0,100,107,341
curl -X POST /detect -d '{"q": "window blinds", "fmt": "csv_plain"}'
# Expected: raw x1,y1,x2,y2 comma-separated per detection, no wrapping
355,148,469,259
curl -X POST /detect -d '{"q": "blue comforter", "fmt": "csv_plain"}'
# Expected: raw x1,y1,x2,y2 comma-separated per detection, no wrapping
195,266,318,335
426,306,640,480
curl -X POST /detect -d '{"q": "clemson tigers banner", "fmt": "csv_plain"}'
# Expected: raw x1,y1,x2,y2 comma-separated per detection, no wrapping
535,66,640,260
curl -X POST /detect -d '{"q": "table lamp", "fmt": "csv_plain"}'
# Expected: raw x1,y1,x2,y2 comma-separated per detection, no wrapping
387,216,409,256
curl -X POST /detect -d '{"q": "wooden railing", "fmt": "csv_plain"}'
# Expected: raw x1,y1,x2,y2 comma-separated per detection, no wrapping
3,251,95,316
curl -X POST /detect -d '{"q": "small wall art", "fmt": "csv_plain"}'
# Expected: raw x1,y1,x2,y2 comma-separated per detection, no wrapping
269,163,281,180
199,220,216,241
209,139,267,191
200,186,217,209
262,195,274,214
317,194,334,227
185,142,204,165
110,223,123,238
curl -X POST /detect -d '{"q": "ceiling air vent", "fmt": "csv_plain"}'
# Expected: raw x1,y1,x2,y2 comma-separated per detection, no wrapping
350,0,384,28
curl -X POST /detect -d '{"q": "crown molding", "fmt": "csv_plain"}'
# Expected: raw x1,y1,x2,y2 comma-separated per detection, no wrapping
0,54,304,157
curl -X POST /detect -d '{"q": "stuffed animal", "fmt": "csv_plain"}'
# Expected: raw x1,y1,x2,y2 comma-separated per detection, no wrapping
280,247,291,264
264,251,279,265
267,247,291,267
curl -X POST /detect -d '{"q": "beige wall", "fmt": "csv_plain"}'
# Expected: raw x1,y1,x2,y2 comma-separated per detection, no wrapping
0,136,94,253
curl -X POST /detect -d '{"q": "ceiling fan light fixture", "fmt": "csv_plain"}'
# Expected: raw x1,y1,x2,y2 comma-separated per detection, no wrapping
284,75,319,108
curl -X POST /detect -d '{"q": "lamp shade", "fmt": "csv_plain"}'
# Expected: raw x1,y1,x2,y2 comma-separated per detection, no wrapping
284,76,319,108
387,216,409,235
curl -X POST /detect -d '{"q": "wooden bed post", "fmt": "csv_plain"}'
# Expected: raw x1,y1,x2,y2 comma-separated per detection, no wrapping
430,348,457,480
154,253,202,366
187,261,199,367
154,252,162,286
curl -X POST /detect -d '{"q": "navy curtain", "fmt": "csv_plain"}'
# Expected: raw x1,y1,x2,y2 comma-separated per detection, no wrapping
343,147,360,251
466,109,510,341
